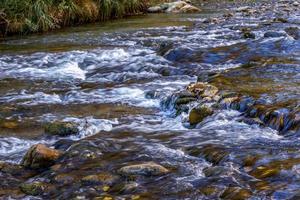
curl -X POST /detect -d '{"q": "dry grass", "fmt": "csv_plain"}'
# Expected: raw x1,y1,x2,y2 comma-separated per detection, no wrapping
0,0,154,36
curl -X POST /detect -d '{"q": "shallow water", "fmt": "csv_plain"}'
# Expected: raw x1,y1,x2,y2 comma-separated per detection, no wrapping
1,1,300,199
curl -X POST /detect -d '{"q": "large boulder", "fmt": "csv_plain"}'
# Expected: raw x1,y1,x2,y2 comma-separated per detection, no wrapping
118,162,169,176
21,144,62,169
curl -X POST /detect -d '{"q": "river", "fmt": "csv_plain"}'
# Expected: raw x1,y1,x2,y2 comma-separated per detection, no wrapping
0,0,300,199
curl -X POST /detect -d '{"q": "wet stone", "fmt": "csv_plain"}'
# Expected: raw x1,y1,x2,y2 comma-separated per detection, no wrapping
118,162,169,177
203,166,228,177
20,181,48,196
21,144,62,169
81,173,120,186
189,105,214,125
44,121,79,136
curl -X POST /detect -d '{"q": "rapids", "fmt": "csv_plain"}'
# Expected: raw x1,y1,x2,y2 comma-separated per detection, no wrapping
0,0,300,199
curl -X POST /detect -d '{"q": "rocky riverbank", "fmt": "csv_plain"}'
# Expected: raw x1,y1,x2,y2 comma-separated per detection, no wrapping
173,80,300,134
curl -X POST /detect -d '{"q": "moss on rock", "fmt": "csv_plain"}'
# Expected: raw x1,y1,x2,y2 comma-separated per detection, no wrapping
189,106,213,125
44,121,79,136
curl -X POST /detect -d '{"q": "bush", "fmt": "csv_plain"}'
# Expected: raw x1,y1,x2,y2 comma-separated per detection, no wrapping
0,0,150,36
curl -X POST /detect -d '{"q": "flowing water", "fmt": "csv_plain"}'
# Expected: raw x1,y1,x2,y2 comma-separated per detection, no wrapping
1,1,300,199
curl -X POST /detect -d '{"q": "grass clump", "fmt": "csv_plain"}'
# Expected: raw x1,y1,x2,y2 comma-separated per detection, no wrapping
0,0,151,36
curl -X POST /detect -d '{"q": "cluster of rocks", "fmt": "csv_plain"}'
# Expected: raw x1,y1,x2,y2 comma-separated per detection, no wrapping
186,0,300,41
147,1,201,13
172,81,300,134
0,122,170,198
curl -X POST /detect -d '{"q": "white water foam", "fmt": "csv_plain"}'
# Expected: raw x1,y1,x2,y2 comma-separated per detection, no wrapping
63,117,119,140
197,110,282,142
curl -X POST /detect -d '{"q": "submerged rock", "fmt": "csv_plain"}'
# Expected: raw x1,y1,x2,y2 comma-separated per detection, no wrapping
118,162,169,176
21,144,62,169
0,161,36,179
54,174,75,185
44,121,79,136
81,173,119,186
189,105,213,125
20,181,48,196
285,27,300,40
220,187,252,200
264,31,287,38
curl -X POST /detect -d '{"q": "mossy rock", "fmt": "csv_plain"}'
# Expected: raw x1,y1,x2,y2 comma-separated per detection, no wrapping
20,182,47,196
189,106,213,125
203,166,227,177
44,121,79,136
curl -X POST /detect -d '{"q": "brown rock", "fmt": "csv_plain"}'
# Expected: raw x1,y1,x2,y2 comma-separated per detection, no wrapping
189,106,214,125
21,144,62,169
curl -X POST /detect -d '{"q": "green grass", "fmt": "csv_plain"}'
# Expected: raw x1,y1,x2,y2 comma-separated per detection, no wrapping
0,0,153,36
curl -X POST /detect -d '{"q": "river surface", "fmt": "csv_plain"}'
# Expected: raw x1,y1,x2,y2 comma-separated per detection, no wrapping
1,1,300,199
